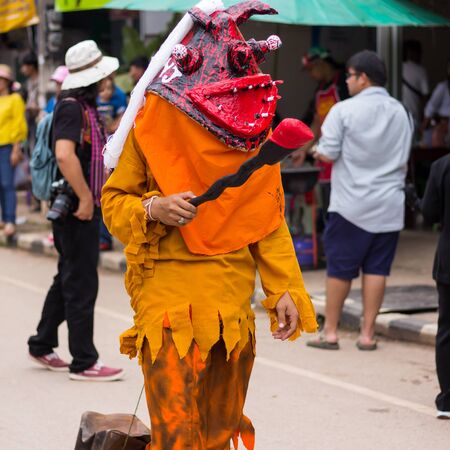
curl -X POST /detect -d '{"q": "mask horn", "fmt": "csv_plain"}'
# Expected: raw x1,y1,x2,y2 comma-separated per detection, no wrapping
225,1,277,25
248,35,282,63
188,7,215,31
172,44,203,75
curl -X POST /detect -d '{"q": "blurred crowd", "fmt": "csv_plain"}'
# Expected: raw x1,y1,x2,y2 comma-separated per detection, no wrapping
0,52,148,244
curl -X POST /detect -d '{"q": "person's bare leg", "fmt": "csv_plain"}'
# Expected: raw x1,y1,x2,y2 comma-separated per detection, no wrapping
323,277,352,342
360,274,386,345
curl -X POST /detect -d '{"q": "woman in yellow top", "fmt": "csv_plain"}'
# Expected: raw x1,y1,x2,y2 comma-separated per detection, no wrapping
0,64,27,237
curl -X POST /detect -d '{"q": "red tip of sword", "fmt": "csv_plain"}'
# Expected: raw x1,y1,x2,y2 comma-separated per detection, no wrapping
269,118,314,149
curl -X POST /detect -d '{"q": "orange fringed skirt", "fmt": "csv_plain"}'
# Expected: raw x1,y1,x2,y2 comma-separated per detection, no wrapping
142,328,255,450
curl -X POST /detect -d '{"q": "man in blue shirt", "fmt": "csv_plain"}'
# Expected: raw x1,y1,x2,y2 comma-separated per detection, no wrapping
306,51,413,351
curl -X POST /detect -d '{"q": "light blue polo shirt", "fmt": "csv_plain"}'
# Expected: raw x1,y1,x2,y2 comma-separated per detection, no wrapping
317,87,413,233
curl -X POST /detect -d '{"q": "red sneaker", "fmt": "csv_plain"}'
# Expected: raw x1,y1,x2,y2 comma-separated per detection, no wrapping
29,352,70,372
69,361,124,381
99,242,113,252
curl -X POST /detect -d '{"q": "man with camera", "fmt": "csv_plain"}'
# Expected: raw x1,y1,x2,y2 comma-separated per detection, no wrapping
306,50,413,351
28,41,123,381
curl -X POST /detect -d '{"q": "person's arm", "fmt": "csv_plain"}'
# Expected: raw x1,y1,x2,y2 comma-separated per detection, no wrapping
315,103,344,163
102,131,197,246
422,161,441,225
9,94,27,167
55,139,93,221
290,113,321,167
102,131,157,245
249,220,318,341
424,83,444,121
110,111,124,133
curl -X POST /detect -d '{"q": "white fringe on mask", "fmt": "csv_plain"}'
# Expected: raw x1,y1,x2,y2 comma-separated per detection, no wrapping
103,0,225,169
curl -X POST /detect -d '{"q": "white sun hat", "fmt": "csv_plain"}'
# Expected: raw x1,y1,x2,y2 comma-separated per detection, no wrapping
62,40,119,90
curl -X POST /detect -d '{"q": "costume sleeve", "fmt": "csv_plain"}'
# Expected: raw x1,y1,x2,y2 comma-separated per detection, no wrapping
317,103,344,161
10,94,27,143
101,130,166,249
249,220,318,339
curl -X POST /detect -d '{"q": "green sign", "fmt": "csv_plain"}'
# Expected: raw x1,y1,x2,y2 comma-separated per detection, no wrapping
55,0,111,12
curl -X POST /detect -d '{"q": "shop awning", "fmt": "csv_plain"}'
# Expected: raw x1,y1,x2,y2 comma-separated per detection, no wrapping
56,0,450,26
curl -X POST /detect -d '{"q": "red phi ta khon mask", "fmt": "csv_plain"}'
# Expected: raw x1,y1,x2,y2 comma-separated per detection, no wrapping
147,0,283,151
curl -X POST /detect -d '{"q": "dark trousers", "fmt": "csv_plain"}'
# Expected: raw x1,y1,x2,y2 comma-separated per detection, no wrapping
28,211,100,373
436,282,450,411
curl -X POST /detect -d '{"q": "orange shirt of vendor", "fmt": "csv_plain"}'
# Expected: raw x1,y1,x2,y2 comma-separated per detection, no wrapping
314,72,348,182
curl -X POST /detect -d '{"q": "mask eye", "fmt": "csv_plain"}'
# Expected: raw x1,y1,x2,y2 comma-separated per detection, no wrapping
228,41,254,73
247,35,282,64
172,44,203,75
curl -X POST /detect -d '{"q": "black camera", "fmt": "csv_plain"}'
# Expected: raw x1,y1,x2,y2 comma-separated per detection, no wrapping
46,179,78,223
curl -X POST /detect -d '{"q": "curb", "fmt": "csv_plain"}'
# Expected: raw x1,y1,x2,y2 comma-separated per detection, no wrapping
0,231,126,274
311,295,436,347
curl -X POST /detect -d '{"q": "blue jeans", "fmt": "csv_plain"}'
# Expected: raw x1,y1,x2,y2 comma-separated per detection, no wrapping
0,145,16,223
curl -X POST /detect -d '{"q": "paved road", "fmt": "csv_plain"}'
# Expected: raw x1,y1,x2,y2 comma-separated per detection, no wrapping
0,248,448,450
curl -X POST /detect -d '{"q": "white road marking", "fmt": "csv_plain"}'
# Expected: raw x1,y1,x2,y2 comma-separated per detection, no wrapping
1,274,436,418
0,275,132,324
255,357,436,417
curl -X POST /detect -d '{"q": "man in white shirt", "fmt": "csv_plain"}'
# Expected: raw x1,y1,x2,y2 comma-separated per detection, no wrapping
306,50,413,351
402,40,429,128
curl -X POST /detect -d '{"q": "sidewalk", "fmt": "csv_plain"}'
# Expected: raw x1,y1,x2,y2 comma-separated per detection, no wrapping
2,193,439,348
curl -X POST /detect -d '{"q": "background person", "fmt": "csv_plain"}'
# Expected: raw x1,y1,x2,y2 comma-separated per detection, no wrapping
20,52,44,212
97,76,126,135
96,76,127,252
422,154,450,420
20,52,42,152
129,55,148,86
422,58,450,147
306,50,413,351
28,41,123,381
44,66,69,114
291,47,349,218
0,64,27,237
402,40,429,131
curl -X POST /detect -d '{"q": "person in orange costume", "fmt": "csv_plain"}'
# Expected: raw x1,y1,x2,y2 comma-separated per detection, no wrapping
101,2,317,448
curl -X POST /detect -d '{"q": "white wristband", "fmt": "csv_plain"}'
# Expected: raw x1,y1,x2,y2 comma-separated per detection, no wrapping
143,195,159,221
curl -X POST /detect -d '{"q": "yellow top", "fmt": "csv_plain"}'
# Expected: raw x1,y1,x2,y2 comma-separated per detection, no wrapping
101,131,318,364
0,93,27,146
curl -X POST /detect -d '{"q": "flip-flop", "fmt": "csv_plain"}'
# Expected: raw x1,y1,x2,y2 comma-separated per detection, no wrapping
356,340,378,351
307,336,340,350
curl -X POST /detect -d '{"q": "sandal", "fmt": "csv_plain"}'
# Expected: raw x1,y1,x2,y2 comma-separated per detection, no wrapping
356,340,378,351
3,222,16,237
307,335,340,350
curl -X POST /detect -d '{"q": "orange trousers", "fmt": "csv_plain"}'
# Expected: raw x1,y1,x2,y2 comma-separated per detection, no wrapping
142,329,255,450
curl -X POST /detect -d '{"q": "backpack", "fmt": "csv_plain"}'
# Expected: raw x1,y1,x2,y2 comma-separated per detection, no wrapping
30,98,85,201
29,112,56,201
